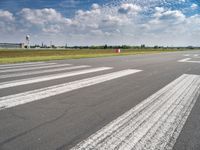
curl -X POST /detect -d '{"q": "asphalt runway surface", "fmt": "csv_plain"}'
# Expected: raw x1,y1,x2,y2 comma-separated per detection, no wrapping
0,50,200,150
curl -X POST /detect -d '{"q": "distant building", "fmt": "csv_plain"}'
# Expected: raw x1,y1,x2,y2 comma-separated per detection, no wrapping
0,43,25,49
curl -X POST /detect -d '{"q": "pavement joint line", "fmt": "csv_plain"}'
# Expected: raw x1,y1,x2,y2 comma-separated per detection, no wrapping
0,67,112,89
0,64,72,73
0,69,142,110
71,74,200,150
0,65,90,79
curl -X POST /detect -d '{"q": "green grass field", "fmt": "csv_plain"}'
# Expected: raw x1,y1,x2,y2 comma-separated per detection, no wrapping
0,48,182,64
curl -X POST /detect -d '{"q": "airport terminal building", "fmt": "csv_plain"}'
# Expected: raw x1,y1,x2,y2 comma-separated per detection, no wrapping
0,43,24,49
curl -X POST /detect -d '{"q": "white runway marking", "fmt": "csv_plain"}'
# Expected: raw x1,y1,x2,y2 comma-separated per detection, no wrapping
0,62,46,68
178,58,200,63
71,74,200,150
186,60,200,63
0,64,71,73
178,58,191,62
0,62,56,70
0,65,90,79
183,54,199,57
0,67,112,89
0,69,142,110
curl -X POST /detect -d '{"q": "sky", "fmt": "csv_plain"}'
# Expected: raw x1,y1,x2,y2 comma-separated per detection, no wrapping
0,0,200,46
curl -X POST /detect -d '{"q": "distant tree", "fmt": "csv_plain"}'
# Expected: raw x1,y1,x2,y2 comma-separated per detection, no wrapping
65,43,68,48
154,45,159,49
104,44,108,49
141,44,145,48
121,45,131,49
187,46,194,49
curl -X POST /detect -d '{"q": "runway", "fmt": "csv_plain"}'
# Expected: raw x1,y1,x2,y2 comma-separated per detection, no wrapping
0,50,200,150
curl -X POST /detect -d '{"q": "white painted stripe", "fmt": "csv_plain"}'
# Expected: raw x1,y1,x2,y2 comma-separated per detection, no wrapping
0,69,142,110
0,62,57,70
0,64,71,73
184,60,200,63
178,58,191,62
0,65,90,79
183,54,190,57
0,67,112,89
178,58,200,64
0,62,46,67
194,54,199,57
71,74,200,150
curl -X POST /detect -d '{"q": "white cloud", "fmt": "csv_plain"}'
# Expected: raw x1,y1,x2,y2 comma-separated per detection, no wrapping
69,4,101,32
118,3,141,14
137,7,200,46
0,10,15,33
67,3,132,35
0,10,15,21
91,3,100,10
19,8,72,33
1,1,200,46
151,7,185,26
191,3,198,10
59,0,80,8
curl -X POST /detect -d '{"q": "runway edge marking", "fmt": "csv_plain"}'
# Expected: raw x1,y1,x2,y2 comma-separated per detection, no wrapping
71,74,200,150
0,69,142,110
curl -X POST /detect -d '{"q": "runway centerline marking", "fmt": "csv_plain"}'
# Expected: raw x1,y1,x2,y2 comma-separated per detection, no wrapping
71,74,200,150
0,67,112,89
0,69,142,110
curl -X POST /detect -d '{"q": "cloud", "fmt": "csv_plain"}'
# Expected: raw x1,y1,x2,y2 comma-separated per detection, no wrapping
0,10,16,33
1,1,200,46
0,10,15,21
65,3,132,35
118,3,141,14
191,3,198,10
137,7,200,46
142,7,186,35
59,0,81,8
19,8,72,33
146,7,186,30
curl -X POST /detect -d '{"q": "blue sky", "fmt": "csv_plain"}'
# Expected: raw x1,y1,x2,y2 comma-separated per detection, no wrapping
0,0,200,46
0,0,113,17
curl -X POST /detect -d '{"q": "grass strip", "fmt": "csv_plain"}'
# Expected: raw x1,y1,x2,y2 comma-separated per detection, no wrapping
0,49,181,64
